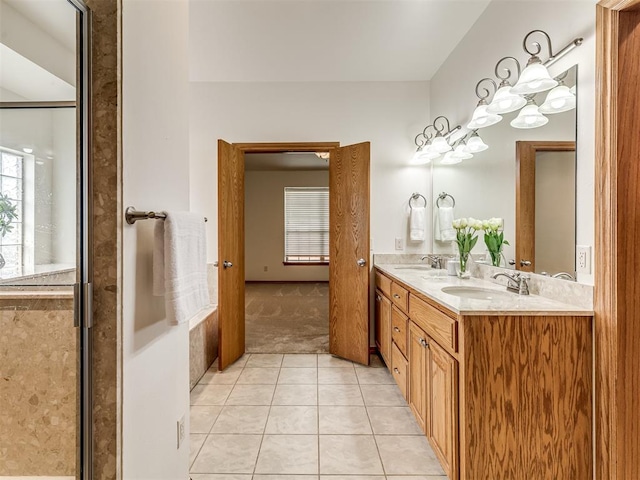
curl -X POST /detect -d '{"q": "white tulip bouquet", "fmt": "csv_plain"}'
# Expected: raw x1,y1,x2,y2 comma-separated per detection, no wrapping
451,217,483,277
482,217,509,267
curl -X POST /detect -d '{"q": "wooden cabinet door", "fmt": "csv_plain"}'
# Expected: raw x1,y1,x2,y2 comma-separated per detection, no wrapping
408,322,428,432
428,338,459,480
376,293,392,367
217,139,245,371
329,142,370,365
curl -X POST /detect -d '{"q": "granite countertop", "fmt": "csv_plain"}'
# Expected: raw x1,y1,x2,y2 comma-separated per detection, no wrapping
375,263,594,317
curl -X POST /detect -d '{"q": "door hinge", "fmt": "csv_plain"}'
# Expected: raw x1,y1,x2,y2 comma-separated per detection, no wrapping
74,282,94,328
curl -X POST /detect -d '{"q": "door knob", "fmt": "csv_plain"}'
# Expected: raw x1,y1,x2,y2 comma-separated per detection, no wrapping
223,260,233,269
357,258,366,267
520,260,532,267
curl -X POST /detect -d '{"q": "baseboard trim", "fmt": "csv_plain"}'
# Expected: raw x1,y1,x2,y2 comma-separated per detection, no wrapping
245,280,329,284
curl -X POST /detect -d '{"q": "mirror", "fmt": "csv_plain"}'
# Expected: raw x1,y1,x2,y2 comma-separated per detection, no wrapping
0,0,79,285
432,65,578,281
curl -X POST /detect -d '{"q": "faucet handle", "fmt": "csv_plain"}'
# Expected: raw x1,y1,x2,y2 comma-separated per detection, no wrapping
518,274,530,295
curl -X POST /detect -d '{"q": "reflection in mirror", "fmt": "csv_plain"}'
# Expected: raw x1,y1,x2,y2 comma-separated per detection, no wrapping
0,0,77,285
433,65,578,281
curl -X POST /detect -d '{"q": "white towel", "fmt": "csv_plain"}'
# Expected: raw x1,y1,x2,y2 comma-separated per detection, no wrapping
409,206,426,242
153,212,210,325
435,206,456,242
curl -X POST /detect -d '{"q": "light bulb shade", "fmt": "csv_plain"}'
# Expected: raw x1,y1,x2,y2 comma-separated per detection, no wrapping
510,62,558,95
440,152,463,165
467,104,502,129
430,135,452,154
410,147,440,165
486,86,527,114
465,134,489,153
539,85,576,114
450,144,473,161
510,103,549,129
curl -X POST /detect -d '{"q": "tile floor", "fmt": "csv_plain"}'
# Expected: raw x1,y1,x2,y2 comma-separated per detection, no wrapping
190,353,447,479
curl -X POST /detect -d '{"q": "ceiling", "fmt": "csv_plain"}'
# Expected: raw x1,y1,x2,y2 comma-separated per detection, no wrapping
245,152,329,171
189,0,492,82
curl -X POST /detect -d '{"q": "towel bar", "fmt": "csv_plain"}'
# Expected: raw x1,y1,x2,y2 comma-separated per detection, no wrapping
409,193,427,210
125,206,208,225
436,192,456,208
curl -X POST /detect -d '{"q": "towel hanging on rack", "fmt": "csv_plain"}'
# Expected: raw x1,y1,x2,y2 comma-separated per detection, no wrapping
434,192,456,242
409,193,427,242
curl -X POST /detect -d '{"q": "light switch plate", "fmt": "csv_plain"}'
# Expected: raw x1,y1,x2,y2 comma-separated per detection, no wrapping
576,245,591,273
395,237,403,251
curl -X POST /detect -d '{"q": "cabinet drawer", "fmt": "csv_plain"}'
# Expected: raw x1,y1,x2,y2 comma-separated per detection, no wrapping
375,271,392,298
391,305,408,357
391,282,409,313
391,342,408,400
409,294,458,353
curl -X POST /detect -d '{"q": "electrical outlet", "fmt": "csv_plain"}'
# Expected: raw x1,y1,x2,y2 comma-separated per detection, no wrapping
576,245,591,273
395,237,403,251
177,414,185,449
263,266,268,272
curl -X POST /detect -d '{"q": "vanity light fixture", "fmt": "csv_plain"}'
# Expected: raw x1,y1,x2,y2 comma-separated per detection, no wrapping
539,71,576,114
464,130,489,153
424,116,461,154
511,30,583,95
448,139,474,162
467,79,503,129
22,147,33,154
410,132,440,165
510,97,549,129
486,57,527,115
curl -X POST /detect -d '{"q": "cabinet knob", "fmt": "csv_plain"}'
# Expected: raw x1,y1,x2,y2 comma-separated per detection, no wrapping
394,326,400,332
357,258,367,267
420,338,429,348
376,295,382,301
393,294,401,299
223,260,233,269
393,368,400,374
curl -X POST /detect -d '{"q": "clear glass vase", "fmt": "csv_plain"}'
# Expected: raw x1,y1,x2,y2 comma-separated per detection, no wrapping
457,250,471,279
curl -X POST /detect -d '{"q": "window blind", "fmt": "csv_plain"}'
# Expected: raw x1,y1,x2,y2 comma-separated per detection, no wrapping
284,187,329,263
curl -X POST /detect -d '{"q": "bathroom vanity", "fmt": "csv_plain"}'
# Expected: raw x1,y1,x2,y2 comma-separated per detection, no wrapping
374,264,593,480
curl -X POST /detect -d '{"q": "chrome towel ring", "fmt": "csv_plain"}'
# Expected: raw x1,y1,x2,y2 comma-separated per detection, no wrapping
436,192,456,208
409,193,427,210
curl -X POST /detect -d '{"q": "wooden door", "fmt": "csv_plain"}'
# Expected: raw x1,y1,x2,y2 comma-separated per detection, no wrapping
409,322,428,432
375,290,392,366
217,140,245,370
329,142,370,365
428,338,459,480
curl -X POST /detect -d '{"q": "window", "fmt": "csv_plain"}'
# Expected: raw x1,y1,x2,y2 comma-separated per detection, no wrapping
284,187,329,264
0,150,24,278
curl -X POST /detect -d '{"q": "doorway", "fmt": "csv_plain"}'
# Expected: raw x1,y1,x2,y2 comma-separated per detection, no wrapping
244,152,330,353
217,141,371,370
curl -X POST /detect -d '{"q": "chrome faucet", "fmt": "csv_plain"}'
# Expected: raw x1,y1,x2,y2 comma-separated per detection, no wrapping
421,254,443,269
491,271,530,295
552,272,576,281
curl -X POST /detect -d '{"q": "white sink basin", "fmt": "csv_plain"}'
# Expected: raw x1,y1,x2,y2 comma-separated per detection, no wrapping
441,286,514,300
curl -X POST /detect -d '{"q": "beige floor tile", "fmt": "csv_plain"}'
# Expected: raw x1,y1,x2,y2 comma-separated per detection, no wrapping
255,476,318,480
199,368,242,385
278,367,318,384
353,354,386,368
210,406,270,434
245,354,284,368
386,477,448,480
191,384,234,406
375,435,445,475
272,384,318,406
319,406,372,434
282,354,318,367
320,477,385,480
191,434,262,473
318,354,354,368
355,368,395,385
265,406,318,434
359,384,406,406
191,475,252,480
236,367,280,384
318,384,364,406
319,435,383,475
367,407,423,435
318,368,358,385
190,406,223,433
255,435,319,474
225,384,276,405
190,434,207,468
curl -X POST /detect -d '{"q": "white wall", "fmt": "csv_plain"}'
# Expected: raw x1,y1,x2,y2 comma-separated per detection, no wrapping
429,1,595,284
190,81,432,299
122,0,191,478
245,170,329,282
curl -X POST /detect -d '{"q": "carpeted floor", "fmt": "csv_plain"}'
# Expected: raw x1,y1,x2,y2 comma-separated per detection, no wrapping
245,282,329,354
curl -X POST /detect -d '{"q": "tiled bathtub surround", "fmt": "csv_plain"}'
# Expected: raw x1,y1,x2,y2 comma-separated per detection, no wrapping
373,253,593,310
190,307,219,389
189,353,447,479
0,295,76,477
